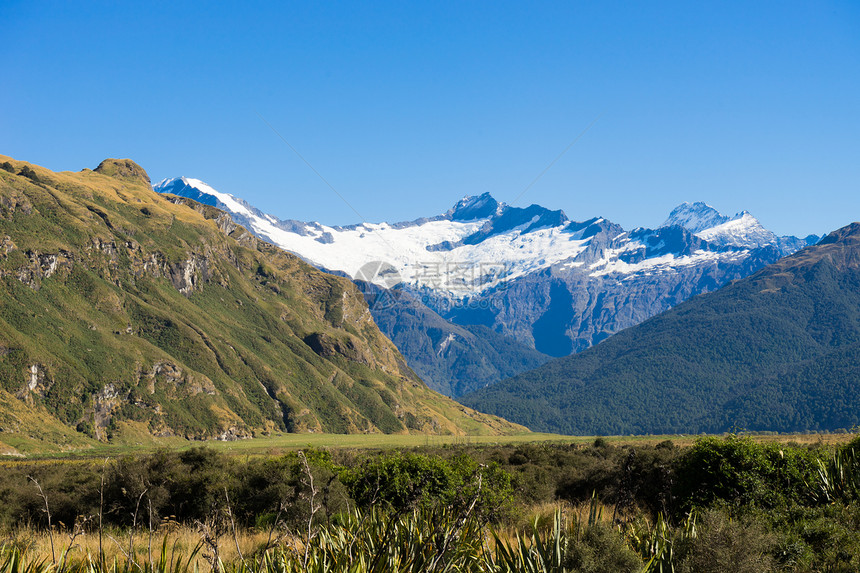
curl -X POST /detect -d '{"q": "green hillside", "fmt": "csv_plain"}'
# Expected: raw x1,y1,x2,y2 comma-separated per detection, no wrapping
461,222,860,435
0,155,521,448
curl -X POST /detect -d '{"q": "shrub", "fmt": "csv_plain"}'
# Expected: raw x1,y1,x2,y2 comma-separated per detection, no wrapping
677,510,777,573
673,435,819,512
17,165,39,182
106,447,232,525
564,522,641,573
340,451,513,522
232,449,350,530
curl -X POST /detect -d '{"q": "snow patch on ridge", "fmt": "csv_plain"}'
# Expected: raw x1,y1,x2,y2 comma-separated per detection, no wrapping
155,177,254,218
589,248,746,277
696,212,778,249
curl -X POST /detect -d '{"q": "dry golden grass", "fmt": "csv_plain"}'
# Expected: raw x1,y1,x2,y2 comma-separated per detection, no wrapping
1,501,619,567
1,523,296,568
482,498,622,547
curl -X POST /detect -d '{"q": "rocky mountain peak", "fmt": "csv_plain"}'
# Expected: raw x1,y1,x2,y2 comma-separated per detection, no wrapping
447,193,503,221
661,201,730,233
659,202,799,251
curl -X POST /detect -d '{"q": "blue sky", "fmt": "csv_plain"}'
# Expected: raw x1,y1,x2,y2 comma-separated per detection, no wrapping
2,1,858,237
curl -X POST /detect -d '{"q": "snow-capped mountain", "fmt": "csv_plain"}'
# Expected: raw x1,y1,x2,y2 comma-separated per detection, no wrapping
661,201,812,252
661,201,732,233
157,178,579,298
154,177,819,394
158,178,808,302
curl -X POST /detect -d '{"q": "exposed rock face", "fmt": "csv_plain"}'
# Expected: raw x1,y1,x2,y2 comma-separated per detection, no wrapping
16,364,52,404
0,242,219,296
92,383,121,439
440,221,810,356
0,250,74,290
360,283,551,396
451,231,786,355
167,255,210,295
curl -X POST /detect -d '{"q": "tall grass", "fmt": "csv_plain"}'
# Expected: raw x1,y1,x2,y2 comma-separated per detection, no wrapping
251,506,489,573
3,501,662,573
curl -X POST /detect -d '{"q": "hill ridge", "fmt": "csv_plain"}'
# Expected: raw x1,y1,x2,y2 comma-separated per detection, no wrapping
0,155,520,448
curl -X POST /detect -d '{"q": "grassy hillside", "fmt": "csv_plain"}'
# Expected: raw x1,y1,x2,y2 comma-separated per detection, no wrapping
0,156,521,446
461,222,860,435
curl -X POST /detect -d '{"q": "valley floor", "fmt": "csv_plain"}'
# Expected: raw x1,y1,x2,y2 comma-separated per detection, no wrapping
2,428,853,459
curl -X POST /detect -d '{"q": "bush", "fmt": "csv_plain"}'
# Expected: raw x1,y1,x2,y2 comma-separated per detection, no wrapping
17,165,39,182
673,436,819,513
677,510,776,573
564,523,641,573
106,447,232,525
340,451,513,522
232,449,350,530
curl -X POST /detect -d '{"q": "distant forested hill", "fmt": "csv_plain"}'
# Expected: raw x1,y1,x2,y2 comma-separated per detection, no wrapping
461,223,860,435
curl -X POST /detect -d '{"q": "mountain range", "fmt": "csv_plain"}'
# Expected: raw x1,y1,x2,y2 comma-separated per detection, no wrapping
2,154,848,446
461,222,860,435
155,177,818,396
0,156,518,451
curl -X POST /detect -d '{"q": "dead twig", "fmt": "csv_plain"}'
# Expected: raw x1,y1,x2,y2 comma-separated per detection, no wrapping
223,487,246,566
27,475,55,564
127,488,148,568
298,451,320,569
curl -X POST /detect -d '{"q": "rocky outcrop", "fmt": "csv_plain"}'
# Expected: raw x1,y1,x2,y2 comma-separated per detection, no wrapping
0,240,217,296
303,332,371,364
167,254,210,295
94,158,151,186
15,364,53,405
0,248,74,289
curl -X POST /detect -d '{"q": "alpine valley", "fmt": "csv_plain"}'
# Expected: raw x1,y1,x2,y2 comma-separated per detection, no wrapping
155,177,818,397
0,156,521,451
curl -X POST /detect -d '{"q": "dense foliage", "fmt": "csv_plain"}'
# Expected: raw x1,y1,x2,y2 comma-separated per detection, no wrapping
462,223,860,435
3,436,860,570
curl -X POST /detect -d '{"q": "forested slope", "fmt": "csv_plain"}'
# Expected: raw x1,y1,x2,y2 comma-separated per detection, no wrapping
462,223,860,435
